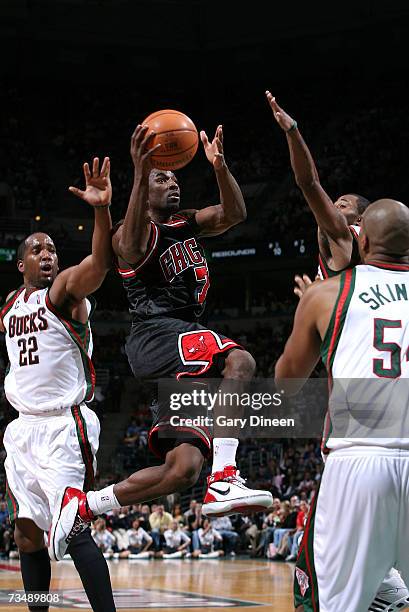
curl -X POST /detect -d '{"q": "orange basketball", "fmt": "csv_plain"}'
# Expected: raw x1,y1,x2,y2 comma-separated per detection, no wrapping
142,109,199,171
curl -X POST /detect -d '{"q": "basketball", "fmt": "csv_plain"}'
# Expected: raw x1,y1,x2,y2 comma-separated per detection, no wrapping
142,109,199,171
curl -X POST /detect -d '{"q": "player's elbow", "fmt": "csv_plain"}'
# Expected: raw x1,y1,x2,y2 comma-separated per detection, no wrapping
274,357,306,395
225,208,247,228
118,240,146,266
296,176,320,192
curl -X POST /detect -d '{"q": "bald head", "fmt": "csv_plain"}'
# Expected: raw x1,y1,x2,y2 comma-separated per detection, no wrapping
360,199,409,261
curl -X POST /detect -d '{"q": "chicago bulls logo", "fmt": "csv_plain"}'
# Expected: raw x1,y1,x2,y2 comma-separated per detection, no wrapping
186,334,207,355
295,567,310,597
177,330,239,379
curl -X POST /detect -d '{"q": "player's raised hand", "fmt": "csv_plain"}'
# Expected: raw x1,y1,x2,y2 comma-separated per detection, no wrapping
69,157,112,207
265,92,296,132
200,125,225,171
294,273,321,300
130,124,161,178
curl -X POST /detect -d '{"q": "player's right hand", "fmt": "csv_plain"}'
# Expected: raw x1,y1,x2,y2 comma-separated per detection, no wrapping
130,124,161,177
265,92,295,132
294,273,320,300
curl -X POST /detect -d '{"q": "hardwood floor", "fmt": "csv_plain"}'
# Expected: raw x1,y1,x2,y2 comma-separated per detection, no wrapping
0,558,295,611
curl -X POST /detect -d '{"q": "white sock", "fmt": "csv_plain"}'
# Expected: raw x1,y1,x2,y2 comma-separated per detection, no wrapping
212,438,238,473
86,485,121,515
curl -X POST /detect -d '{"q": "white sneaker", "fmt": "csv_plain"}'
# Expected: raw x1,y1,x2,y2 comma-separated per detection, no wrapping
202,465,272,517
369,569,409,611
48,487,95,562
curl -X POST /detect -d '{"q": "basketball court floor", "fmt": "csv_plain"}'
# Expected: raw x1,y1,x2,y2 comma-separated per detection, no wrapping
0,558,294,610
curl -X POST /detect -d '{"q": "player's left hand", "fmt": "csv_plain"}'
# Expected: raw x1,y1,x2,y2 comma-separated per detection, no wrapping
69,157,112,207
265,92,295,132
200,125,225,171
294,273,321,300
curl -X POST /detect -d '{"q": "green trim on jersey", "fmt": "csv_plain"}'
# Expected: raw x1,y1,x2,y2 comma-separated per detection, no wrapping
319,268,356,454
5,479,19,524
71,405,95,491
45,292,95,401
0,288,24,323
294,487,320,611
320,268,356,372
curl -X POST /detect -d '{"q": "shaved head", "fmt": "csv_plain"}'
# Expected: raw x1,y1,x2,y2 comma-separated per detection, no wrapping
359,199,409,262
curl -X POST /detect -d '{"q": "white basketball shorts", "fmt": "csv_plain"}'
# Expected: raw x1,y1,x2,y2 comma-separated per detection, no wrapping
314,446,409,612
3,405,100,532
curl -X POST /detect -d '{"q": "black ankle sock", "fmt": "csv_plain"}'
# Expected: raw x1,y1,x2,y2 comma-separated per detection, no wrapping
19,548,51,611
67,529,116,612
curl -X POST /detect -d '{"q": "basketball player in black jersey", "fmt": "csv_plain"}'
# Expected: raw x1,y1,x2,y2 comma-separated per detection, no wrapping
265,94,409,612
266,92,370,281
50,123,272,561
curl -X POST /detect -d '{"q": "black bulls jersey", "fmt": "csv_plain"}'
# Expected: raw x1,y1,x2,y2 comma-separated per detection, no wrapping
318,225,361,279
117,212,210,323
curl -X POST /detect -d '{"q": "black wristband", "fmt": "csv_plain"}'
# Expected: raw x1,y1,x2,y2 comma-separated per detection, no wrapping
94,202,111,209
286,120,298,133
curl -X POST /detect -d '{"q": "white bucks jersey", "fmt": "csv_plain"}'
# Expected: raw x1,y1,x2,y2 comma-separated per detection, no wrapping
1,287,95,415
321,263,409,451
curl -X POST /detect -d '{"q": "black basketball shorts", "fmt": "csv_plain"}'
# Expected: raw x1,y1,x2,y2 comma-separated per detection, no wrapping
125,317,243,460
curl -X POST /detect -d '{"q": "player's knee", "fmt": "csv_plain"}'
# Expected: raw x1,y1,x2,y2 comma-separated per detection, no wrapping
165,445,203,490
223,349,256,380
14,526,44,554
295,606,304,612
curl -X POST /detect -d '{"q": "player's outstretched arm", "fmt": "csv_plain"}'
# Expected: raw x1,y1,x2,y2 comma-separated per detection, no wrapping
113,125,161,265
49,157,113,308
275,283,323,394
266,92,351,244
194,126,246,237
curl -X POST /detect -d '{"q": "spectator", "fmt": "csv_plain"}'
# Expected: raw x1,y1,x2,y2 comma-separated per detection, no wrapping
149,504,173,550
183,499,198,521
270,498,299,561
127,518,153,558
195,518,223,558
211,516,239,557
172,503,185,525
159,520,191,559
91,518,117,559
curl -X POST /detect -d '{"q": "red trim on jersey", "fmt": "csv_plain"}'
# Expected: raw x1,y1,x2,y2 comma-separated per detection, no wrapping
161,213,189,227
23,287,42,303
318,254,329,279
72,405,95,490
366,260,409,271
349,225,360,241
0,288,24,323
148,423,212,459
325,269,353,371
298,491,318,611
117,222,159,278
320,269,353,455
45,293,96,401
5,480,17,522
162,220,187,227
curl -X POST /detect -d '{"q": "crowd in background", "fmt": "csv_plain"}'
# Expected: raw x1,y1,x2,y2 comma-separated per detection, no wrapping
3,74,405,564
1,78,408,242
0,491,313,563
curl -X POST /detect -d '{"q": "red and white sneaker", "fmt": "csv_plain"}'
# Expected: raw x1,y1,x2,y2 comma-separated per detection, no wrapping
202,465,273,517
48,487,95,562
